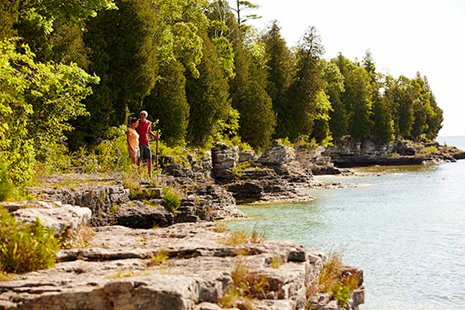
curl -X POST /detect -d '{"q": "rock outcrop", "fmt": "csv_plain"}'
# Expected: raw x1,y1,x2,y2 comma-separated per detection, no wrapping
211,143,239,182
27,175,129,226
0,223,365,310
324,140,460,167
1,201,91,236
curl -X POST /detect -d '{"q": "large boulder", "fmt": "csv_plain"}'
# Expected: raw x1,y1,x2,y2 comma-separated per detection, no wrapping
113,201,173,229
258,142,296,167
211,142,239,181
28,184,129,226
9,201,91,235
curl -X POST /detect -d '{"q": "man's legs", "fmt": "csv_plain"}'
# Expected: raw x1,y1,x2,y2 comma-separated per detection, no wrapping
140,144,152,177
147,160,152,177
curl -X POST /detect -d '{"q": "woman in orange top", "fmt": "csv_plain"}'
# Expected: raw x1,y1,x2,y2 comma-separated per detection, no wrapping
126,117,140,165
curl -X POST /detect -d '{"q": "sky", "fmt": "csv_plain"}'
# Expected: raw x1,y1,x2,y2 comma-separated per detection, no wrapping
233,0,465,136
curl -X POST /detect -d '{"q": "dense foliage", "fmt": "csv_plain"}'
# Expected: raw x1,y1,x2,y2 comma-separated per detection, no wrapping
0,0,444,191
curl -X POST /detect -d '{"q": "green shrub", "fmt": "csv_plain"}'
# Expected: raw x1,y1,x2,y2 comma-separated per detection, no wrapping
40,143,73,174
231,161,251,178
162,186,182,213
333,284,351,307
72,126,132,174
0,208,60,273
275,138,294,147
419,146,439,154
0,162,14,202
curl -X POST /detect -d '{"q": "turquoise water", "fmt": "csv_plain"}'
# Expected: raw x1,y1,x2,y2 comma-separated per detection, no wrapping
230,137,465,310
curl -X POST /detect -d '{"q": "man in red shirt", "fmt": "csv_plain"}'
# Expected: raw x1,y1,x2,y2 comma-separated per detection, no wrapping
136,111,158,177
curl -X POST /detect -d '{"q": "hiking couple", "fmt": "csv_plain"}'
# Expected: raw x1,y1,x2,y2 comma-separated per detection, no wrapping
126,111,159,177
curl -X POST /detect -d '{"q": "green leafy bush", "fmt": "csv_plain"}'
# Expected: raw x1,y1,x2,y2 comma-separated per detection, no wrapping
333,284,351,307
0,208,60,273
0,39,97,187
72,126,132,174
0,162,14,202
162,186,182,213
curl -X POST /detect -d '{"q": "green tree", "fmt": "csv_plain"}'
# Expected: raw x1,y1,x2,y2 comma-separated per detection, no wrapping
282,26,325,141
230,33,275,148
424,80,443,140
146,59,189,146
335,55,373,142
12,0,115,62
322,60,347,142
0,0,19,40
231,0,260,30
344,66,373,142
83,0,158,134
0,39,97,186
186,29,229,146
262,21,293,138
371,92,393,144
362,52,393,144
392,76,415,139
311,90,333,144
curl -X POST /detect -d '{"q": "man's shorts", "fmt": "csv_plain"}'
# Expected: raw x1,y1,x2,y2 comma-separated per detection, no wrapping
139,144,151,162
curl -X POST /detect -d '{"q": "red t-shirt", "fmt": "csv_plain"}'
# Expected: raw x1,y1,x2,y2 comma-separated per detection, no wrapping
136,120,151,145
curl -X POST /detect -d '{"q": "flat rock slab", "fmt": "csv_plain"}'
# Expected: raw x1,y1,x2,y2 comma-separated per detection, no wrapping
0,223,364,310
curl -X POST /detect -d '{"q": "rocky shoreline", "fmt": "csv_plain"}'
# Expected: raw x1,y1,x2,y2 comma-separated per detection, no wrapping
324,140,465,168
0,221,365,310
1,139,463,309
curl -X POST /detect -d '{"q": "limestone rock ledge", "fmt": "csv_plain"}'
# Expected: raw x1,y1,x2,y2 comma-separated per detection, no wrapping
0,223,364,310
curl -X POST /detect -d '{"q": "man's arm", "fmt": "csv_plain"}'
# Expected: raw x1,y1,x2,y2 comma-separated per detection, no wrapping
148,121,159,139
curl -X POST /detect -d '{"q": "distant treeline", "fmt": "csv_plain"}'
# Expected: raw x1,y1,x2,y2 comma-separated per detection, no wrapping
0,0,443,185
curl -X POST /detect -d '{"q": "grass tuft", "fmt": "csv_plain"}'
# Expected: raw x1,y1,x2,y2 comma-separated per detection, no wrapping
221,224,266,246
212,222,230,233
221,231,249,246
62,225,95,249
148,249,169,266
219,261,269,309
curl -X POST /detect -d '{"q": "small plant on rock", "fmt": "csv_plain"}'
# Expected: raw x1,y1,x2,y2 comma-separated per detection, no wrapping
0,271,15,281
148,249,169,266
219,261,270,309
231,161,251,178
62,225,95,249
221,231,249,246
212,222,229,233
271,256,283,269
250,223,267,244
162,186,182,213
333,283,351,307
306,252,360,309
